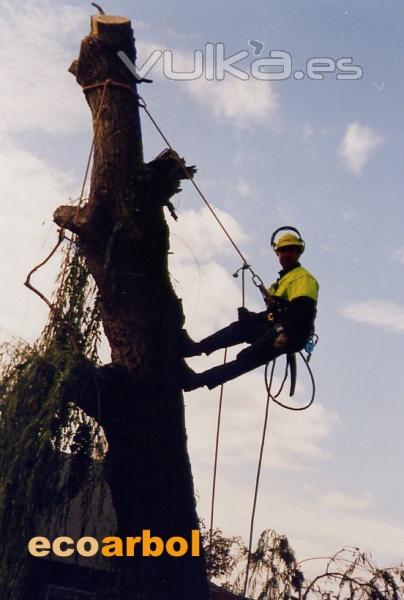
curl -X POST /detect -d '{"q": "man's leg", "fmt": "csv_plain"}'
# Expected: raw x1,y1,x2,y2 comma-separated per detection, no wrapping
183,312,268,358
182,327,287,391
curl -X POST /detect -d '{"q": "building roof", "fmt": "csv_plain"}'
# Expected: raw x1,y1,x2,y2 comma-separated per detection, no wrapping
209,582,249,599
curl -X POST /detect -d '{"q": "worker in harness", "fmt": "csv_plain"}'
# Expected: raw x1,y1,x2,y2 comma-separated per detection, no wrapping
181,228,319,391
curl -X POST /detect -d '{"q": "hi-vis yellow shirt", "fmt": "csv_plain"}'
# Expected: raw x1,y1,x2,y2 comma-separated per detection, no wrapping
267,266,319,302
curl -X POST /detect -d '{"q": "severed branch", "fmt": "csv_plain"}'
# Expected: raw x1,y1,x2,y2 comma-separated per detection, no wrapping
60,357,130,427
91,2,105,15
53,205,88,235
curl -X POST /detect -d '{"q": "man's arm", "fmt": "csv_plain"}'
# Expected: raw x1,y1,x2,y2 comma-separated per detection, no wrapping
275,296,317,340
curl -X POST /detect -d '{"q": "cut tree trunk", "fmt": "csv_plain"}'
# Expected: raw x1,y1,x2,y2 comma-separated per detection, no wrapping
54,13,209,600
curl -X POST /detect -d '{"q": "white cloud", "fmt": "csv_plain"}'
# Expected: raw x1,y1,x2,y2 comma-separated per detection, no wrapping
320,244,337,254
169,206,252,336
187,77,279,128
341,208,357,221
276,201,296,225
186,368,338,472
338,122,383,176
0,136,75,342
136,38,279,128
184,367,341,564
136,39,165,81
191,457,404,577
236,179,252,198
392,247,404,264
303,121,314,141
343,300,404,332
314,489,375,511
170,206,247,262
251,489,404,573
134,20,202,44
0,0,88,135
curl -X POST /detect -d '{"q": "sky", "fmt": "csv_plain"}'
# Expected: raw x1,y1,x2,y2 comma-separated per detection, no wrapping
1,0,404,583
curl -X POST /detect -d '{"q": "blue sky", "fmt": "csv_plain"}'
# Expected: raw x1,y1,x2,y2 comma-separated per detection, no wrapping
1,0,404,581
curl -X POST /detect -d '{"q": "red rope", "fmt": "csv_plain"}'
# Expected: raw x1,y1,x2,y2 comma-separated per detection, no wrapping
209,347,228,550
78,80,116,210
82,78,138,96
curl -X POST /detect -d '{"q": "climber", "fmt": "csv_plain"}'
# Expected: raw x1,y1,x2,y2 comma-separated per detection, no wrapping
181,229,319,391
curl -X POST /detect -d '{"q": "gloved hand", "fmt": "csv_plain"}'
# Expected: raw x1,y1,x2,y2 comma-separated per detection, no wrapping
273,332,289,349
238,306,251,321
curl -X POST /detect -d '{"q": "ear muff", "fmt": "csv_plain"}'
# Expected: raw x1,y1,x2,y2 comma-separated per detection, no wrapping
271,226,305,254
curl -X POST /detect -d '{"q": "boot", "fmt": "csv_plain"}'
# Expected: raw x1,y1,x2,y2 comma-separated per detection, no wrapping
181,358,254,392
181,325,238,358
180,361,207,391
180,329,202,357
199,359,254,390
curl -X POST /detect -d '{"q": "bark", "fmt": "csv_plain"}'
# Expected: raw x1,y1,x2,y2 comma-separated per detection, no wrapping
54,14,209,600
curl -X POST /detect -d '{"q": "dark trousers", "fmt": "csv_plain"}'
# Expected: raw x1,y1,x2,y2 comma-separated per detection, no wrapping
199,312,302,389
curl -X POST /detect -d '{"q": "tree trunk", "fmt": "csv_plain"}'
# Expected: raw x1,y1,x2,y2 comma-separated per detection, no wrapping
54,13,209,600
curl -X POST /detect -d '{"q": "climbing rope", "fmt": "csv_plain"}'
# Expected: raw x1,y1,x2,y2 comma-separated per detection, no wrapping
242,351,316,597
209,347,227,552
243,359,276,598
208,263,251,549
138,96,270,288
77,79,116,210
141,96,246,259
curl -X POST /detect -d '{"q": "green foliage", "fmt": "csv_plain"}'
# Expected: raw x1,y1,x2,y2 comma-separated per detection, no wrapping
0,245,104,599
204,528,404,599
302,547,404,600
228,529,304,599
201,522,244,581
